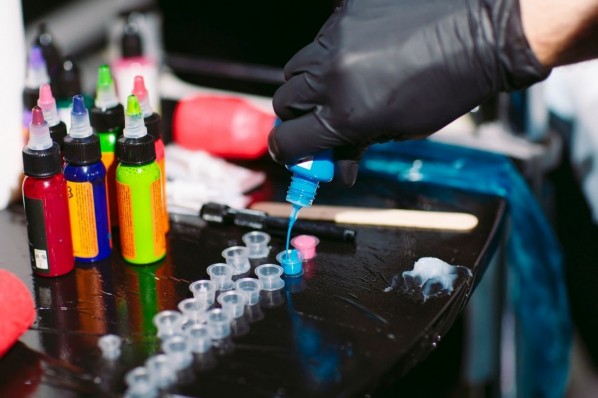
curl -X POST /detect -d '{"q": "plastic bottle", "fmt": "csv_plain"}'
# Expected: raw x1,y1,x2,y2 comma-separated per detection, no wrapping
132,75,168,233
90,65,125,228
173,95,276,159
23,46,50,132
112,22,159,112
55,57,93,130
116,95,166,264
33,23,62,91
22,106,74,277
63,95,111,262
37,84,67,150
285,150,334,249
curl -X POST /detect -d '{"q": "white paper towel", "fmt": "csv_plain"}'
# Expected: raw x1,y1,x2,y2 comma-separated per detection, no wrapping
0,0,26,210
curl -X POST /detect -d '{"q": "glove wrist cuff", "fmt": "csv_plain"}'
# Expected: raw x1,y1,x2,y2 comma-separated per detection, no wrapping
488,0,551,91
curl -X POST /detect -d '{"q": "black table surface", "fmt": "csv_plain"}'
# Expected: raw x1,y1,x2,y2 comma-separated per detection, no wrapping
0,161,506,398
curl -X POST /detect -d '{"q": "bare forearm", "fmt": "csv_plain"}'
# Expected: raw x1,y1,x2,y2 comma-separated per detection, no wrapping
521,0,598,67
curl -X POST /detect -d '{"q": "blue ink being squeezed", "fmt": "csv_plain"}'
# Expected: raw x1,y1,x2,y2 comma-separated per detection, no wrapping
278,204,304,276
286,204,301,251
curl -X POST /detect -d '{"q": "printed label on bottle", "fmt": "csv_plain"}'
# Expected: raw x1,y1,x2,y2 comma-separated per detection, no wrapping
116,181,135,259
151,178,166,257
296,157,314,170
67,181,99,258
24,196,50,274
157,158,169,233
34,248,49,270
102,151,119,226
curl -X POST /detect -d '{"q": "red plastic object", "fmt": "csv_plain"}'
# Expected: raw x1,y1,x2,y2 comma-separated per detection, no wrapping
0,270,36,357
173,95,276,159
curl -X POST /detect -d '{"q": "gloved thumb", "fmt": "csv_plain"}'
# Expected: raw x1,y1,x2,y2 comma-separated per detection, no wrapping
334,145,365,187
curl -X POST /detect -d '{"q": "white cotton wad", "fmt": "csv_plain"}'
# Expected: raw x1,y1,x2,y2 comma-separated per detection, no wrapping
401,257,472,301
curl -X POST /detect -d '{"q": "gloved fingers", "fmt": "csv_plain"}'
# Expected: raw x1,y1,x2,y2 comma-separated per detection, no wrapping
283,42,327,80
333,145,366,187
268,111,344,165
282,7,342,79
273,73,321,120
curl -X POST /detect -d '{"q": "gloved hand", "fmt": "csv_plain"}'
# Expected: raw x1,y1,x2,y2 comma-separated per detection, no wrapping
268,0,550,185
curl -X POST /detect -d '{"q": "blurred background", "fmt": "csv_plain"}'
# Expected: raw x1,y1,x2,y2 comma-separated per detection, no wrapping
7,0,598,397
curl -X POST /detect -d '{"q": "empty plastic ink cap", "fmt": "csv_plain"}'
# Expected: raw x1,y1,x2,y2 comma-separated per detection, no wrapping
234,278,263,305
185,324,212,354
221,246,251,275
161,335,193,371
189,279,217,305
206,308,232,340
291,235,320,260
254,264,285,291
145,354,176,389
152,310,184,340
97,334,122,360
242,231,271,259
206,263,234,290
276,249,304,277
178,298,208,324
217,291,247,319
125,366,157,398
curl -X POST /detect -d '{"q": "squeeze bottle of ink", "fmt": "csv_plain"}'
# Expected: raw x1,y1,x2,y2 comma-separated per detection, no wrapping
63,95,112,262
55,57,93,130
116,95,166,264
90,65,125,228
22,106,74,277
37,84,67,150
34,23,62,90
132,75,169,233
23,46,50,132
112,22,159,112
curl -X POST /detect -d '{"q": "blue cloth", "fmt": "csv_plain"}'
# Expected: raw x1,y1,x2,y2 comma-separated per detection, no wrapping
360,140,572,398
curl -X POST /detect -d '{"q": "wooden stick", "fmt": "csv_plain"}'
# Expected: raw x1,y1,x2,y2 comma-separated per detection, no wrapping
249,202,479,231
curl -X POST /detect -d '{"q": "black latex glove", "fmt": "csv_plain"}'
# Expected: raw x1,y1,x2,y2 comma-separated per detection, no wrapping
268,0,550,186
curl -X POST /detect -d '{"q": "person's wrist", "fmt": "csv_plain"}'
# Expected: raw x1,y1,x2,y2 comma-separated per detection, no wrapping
520,0,598,67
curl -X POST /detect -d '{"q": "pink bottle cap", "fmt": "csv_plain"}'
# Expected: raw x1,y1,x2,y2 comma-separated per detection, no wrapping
290,235,320,260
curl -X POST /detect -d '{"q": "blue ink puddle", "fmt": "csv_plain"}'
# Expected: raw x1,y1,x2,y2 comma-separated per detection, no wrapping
385,257,473,301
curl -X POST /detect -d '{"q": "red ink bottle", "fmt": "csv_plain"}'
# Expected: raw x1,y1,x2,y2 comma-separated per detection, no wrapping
22,106,74,277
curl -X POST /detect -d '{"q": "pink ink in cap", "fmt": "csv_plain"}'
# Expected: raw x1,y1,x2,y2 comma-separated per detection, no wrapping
290,235,320,260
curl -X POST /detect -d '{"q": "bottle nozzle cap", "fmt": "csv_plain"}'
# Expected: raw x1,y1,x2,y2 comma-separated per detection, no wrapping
95,65,119,109
69,95,93,138
132,75,153,117
37,84,60,127
123,95,148,138
27,106,53,150
26,46,49,89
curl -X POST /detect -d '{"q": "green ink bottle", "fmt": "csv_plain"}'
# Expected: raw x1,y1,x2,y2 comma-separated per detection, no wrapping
115,95,166,264
90,65,124,228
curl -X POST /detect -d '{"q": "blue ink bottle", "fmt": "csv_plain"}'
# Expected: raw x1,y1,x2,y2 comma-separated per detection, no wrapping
283,150,334,268
63,95,112,262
